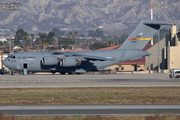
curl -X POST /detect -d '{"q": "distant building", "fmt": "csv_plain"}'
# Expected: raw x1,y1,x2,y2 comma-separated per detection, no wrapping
0,37,7,42
13,46,22,50
23,46,33,50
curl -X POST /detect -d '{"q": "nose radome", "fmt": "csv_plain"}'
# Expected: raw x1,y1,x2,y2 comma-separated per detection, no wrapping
3,58,8,68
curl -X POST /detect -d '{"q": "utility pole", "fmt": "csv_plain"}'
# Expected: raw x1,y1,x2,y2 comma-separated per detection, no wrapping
151,0,153,20
150,0,154,45
1,45,3,73
153,1,167,73
0,2,21,74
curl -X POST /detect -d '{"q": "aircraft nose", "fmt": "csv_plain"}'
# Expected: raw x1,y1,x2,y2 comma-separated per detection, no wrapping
3,58,8,68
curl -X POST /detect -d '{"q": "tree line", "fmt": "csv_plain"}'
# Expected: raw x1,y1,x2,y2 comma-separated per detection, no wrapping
1,27,174,51
13,28,79,50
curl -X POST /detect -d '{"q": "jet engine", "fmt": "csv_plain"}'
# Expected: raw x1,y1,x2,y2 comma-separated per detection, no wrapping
60,57,78,67
42,56,59,65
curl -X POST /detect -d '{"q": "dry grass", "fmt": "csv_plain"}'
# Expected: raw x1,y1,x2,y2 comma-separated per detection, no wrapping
0,114,180,120
0,87,180,105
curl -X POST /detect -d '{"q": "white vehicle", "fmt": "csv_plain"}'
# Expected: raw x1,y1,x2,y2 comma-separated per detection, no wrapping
169,69,180,79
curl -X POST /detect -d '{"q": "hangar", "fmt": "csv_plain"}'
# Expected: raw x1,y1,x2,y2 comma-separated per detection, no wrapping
146,25,180,71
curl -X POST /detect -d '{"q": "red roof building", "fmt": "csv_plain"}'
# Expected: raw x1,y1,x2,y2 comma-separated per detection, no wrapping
23,46,33,50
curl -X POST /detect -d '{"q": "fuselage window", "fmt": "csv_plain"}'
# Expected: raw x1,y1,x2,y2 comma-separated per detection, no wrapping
22,57,26,59
12,56,15,59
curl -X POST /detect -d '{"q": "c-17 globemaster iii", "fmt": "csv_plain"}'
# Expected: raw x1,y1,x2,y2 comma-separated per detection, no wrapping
3,20,171,74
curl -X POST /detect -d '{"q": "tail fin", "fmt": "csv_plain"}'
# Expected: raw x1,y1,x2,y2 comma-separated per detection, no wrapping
119,20,171,50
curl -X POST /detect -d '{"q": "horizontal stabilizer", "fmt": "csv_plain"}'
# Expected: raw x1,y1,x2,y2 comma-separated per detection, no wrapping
130,57,142,61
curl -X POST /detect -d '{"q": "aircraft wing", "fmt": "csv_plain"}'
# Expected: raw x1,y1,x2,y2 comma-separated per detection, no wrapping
52,51,116,61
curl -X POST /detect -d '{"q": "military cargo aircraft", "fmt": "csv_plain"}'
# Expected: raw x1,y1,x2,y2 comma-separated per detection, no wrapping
3,20,170,74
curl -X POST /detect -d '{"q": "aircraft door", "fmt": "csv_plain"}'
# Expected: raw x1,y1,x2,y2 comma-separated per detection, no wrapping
23,63,28,75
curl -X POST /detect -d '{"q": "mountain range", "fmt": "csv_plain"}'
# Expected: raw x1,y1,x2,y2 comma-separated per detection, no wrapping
0,0,179,35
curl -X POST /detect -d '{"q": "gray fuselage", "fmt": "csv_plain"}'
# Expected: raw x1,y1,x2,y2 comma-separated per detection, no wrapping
3,49,149,73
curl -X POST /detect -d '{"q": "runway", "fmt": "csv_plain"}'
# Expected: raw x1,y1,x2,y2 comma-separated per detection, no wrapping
0,73,180,88
0,105,180,116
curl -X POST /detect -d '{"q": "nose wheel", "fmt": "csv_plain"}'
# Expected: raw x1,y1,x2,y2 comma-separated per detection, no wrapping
10,70,15,75
52,72,56,74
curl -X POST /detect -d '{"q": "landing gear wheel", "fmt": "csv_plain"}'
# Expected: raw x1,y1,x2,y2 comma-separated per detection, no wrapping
52,72,56,74
61,72,66,75
11,70,15,75
76,73,83,75
11,73,15,75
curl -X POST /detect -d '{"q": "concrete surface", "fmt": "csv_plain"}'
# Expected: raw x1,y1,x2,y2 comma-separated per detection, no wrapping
0,73,180,88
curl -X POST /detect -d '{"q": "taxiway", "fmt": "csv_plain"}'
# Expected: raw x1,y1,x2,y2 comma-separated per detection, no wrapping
0,105,180,116
0,73,179,88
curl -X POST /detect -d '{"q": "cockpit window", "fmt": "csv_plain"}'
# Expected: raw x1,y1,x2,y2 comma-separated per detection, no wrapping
8,55,16,59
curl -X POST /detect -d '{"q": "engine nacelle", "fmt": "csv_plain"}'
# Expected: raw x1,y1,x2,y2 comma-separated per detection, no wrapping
60,58,78,67
42,56,59,65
